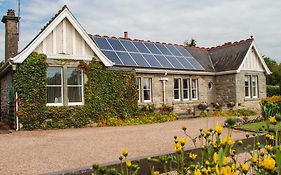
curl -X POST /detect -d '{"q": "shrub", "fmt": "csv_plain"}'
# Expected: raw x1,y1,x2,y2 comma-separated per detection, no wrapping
267,85,280,97
261,96,281,119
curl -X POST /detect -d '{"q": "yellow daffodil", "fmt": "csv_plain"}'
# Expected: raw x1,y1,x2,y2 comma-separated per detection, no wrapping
213,152,218,164
189,153,197,160
153,171,160,175
215,123,223,134
260,155,276,170
251,155,258,163
265,145,273,151
237,140,243,146
179,138,188,146
194,169,202,175
201,166,211,174
126,160,132,168
222,136,235,145
122,149,128,157
241,164,249,173
230,149,236,156
269,116,277,125
205,160,210,166
175,143,183,153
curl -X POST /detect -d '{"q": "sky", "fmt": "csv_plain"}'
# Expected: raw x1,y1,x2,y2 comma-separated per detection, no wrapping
0,0,280,62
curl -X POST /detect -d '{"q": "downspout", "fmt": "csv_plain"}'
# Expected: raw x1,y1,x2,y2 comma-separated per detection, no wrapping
160,71,168,105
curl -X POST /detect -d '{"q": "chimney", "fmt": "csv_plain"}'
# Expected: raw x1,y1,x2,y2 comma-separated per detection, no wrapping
124,32,128,39
2,9,19,61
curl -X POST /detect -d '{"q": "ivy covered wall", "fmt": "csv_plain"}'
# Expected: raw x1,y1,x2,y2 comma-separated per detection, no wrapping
14,52,138,130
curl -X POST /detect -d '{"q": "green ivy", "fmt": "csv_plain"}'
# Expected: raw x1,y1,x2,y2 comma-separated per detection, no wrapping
14,52,138,130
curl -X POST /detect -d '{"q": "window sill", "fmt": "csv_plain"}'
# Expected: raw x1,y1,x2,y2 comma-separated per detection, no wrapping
244,98,259,101
173,100,200,104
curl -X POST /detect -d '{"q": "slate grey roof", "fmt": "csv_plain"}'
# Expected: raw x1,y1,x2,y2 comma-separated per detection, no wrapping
186,38,254,73
208,38,253,72
185,47,215,72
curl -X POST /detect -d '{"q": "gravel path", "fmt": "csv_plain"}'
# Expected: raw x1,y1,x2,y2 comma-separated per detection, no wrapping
0,117,248,175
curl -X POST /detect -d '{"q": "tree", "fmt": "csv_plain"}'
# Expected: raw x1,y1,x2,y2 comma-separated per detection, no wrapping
184,38,197,47
264,56,281,85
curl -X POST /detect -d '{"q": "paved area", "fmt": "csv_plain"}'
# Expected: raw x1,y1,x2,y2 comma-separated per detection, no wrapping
0,117,248,175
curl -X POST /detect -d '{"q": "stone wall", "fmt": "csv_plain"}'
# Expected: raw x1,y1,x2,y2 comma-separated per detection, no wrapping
136,73,215,113
0,70,12,120
215,74,237,104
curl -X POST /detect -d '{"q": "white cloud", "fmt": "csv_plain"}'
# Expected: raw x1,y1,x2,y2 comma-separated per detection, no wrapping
0,0,280,62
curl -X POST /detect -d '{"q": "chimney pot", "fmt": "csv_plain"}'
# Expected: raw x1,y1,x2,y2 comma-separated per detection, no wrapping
7,9,15,16
124,32,128,39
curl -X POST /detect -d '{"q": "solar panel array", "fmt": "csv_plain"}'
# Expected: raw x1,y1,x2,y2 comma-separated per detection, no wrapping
92,36,205,71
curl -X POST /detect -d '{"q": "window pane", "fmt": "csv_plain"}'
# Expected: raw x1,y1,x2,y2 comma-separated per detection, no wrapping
174,79,179,89
67,68,82,85
183,90,189,99
47,67,62,85
252,76,258,97
183,79,189,89
245,76,250,97
47,87,62,103
136,78,141,102
68,87,82,103
143,78,151,90
144,90,151,101
174,90,180,100
192,79,198,99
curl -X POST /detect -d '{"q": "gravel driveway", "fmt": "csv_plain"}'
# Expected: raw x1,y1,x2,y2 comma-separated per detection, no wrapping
0,117,248,175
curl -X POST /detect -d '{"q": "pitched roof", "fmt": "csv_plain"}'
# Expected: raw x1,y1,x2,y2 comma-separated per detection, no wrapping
208,38,254,72
185,47,215,72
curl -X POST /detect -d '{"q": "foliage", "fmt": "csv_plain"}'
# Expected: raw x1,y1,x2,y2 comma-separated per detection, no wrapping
184,38,197,47
14,52,48,130
83,61,139,119
261,96,281,119
98,112,178,127
264,56,281,85
14,53,139,130
267,85,280,97
94,117,281,175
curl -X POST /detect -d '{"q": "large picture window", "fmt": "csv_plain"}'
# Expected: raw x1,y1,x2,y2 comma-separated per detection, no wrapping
245,75,258,98
47,67,63,106
174,79,181,100
67,68,83,105
143,78,152,102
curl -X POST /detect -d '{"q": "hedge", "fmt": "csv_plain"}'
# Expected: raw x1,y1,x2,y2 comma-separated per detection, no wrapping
14,52,138,130
267,85,280,97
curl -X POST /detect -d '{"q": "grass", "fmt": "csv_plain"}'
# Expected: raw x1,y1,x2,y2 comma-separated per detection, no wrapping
237,121,281,131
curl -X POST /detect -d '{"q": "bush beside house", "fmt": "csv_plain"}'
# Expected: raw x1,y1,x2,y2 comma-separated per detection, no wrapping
267,85,280,97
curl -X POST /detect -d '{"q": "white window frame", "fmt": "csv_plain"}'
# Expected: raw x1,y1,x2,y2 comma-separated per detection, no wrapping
143,77,152,103
252,75,258,98
136,77,141,103
182,79,190,101
245,75,251,98
46,67,64,106
191,79,198,100
173,78,181,101
67,68,84,106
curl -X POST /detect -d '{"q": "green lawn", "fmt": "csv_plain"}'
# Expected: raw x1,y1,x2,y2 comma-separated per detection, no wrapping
237,121,281,132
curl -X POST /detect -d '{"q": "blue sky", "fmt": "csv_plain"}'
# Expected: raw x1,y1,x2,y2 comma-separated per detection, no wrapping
0,0,281,62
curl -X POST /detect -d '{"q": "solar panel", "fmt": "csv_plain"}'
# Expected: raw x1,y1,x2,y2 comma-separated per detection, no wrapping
92,36,204,71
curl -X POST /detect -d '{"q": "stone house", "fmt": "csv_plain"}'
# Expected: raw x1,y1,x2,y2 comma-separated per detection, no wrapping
0,6,271,129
